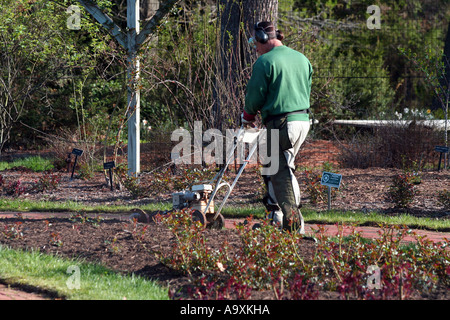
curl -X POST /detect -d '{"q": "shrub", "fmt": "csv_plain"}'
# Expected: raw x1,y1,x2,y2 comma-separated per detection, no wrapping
116,164,217,199
437,190,450,209
171,166,216,191
115,165,151,199
4,180,26,197
339,123,442,169
33,172,61,192
303,169,326,204
157,209,212,276
387,173,417,208
2,221,24,240
302,165,339,205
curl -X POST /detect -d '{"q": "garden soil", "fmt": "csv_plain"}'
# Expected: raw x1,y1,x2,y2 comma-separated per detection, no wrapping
0,140,449,300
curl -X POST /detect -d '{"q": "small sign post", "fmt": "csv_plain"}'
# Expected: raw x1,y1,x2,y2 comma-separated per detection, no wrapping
70,148,83,180
435,146,449,171
320,171,342,210
103,161,116,191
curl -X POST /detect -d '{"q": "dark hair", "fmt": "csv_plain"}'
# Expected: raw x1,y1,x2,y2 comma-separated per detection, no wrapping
276,30,284,41
255,21,284,41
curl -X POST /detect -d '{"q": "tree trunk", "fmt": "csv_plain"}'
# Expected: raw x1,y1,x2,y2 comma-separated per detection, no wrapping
432,21,450,111
444,22,449,155
214,0,278,130
140,0,159,20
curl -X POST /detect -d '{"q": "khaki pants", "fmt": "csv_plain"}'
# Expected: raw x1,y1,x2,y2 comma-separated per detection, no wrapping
262,118,310,232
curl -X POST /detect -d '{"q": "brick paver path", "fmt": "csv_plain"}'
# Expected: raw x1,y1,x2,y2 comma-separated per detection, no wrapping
224,220,450,244
305,224,449,243
0,283,47,300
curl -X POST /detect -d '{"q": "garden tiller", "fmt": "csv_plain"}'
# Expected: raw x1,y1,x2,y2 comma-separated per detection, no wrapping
129,126,262,229
171,125,262,229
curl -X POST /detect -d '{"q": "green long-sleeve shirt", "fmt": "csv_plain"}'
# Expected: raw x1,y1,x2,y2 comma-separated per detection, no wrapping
244,45,313,123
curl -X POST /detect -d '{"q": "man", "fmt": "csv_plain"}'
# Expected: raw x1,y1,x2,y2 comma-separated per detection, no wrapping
242,21,312,233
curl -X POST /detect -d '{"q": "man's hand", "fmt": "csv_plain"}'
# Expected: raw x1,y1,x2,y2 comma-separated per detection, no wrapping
240,111,256,128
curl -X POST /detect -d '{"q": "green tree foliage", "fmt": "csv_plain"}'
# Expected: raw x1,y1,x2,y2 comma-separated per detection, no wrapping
281,0,449,135
0,0,124,150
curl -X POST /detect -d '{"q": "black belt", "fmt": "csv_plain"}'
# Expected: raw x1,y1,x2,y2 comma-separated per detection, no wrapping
264,109,309,124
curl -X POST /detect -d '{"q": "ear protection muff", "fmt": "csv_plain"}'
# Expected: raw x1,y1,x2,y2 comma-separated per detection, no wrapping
254,22,269,44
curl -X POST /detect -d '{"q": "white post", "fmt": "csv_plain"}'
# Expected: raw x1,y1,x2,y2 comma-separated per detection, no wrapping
77,0,181,175
127,0,140,176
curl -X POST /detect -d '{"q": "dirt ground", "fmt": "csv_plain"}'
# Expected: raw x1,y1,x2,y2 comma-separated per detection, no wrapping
0,140,449,300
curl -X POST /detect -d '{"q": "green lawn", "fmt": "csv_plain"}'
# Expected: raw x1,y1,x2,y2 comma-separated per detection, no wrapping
0,245,168,300
0,156,54,172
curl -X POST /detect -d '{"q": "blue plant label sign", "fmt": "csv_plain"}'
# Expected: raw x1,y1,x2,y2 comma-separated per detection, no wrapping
72,148,84,156
321,172,342,189
435,146,449,153
103,161,115,170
